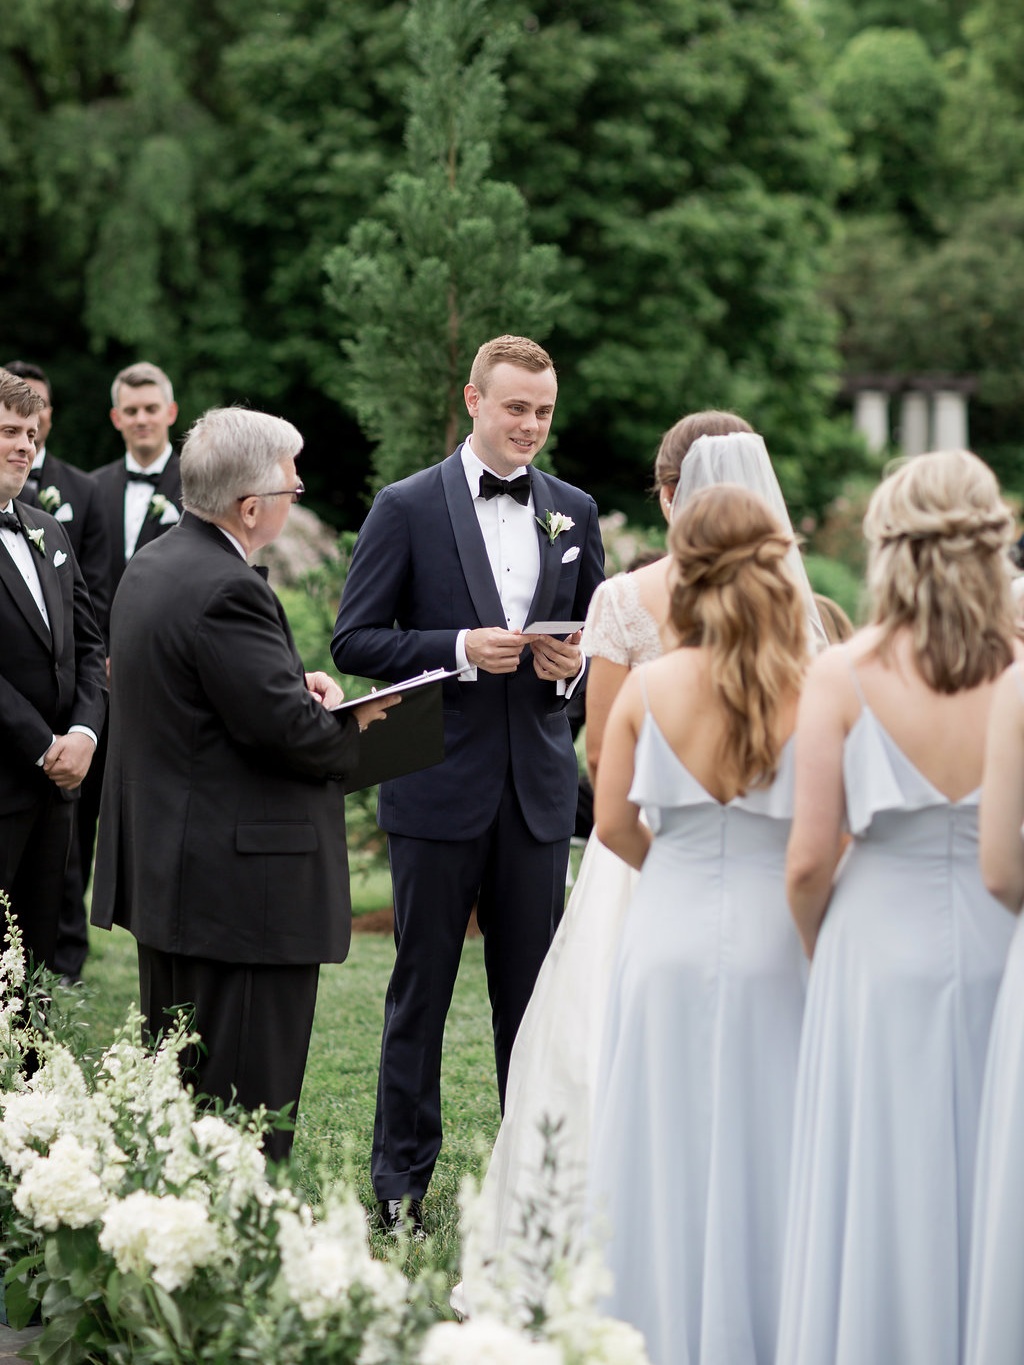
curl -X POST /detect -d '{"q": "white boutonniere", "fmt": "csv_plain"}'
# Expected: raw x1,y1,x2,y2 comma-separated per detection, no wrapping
26,526,45,557
38,485,62,514
536,509,575,544
148,493,179,525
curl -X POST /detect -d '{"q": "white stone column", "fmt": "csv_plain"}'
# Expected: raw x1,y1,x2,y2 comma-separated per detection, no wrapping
933,389,969,450
853,389,890,453
900,391,930,456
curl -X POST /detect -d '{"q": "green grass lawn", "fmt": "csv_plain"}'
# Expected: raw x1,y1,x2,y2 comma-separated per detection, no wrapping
81,911,501,1268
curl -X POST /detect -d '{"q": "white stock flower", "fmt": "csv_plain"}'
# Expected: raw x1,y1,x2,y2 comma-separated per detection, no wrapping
419,1318,563,1365
277,1198,401,1322
554,1316,650,1365
13,1134,108,1230
0,1090,63,1171
191,1114,267,1209
100,1190,219,1292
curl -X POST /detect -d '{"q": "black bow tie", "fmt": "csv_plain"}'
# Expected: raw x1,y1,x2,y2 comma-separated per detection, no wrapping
478,470,531,506
126,470,162,486
0,510,23,535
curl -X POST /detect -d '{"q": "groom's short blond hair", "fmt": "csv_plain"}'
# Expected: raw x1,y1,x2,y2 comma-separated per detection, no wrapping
469,336,555,393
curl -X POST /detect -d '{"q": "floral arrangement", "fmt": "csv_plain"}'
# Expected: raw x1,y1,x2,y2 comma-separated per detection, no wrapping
536,511,575,544
0,896,650,1365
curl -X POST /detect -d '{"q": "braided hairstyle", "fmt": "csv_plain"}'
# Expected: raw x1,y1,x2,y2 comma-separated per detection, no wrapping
864,450,1016,693
669,484,807,791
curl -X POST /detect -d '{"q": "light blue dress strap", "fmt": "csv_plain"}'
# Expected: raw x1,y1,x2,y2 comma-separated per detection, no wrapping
843,644,867,709
1013,661,1024,705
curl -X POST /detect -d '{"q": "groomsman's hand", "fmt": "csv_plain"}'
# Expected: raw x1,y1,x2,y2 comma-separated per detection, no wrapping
530,629,583,682
465,627,526,675
351,693,401,733
43,732,95,790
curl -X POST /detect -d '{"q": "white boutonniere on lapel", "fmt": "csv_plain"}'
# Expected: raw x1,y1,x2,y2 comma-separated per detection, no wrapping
26,527,46,557
38,485,62,513
148,493,179,525
536,509,575,544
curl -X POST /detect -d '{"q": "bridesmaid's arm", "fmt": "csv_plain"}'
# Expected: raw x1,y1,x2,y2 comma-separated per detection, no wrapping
980,666,1024,912
786,651,850,958
585,656,629,783
594,673,651,871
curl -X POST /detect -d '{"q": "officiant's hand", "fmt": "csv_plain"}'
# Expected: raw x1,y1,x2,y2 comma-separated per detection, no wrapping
465,627,526,675
529,629,583,682
43,732,96,790
351,693,401,734
305,671,345,709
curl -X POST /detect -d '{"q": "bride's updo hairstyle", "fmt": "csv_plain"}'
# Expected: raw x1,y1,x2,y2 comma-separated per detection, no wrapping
654,410,753,494
864,449,1015,693
669,484,807,790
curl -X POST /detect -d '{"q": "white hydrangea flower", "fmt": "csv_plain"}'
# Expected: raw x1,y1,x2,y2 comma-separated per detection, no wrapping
0,1090,64,1169
190,1114,267,1210
13,1134,108,1230
99,1190,220,1292
419,1318,564,1365
553,1316,650,1365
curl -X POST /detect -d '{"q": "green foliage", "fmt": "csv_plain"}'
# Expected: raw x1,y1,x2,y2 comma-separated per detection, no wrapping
325,0,565,489
826,29,946,226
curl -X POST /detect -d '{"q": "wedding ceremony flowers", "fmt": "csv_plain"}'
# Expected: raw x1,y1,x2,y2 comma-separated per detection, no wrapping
0,897,649,1365
25,526,45,556
36,486,62,514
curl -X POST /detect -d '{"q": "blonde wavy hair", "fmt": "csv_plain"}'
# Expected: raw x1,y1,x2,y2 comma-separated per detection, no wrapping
669,484,807,790
864,450,1016,693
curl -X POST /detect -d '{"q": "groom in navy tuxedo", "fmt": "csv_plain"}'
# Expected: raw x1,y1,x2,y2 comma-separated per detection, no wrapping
333,335,604,1231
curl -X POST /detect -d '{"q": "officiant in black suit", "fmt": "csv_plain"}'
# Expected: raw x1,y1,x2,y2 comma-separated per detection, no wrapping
0,369,107,969
3,360,113,983
333,335,605,1232
91,407,395,1162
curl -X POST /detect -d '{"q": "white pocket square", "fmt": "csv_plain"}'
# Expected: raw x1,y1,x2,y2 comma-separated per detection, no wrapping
53,550,67,568
55,503,74,523
561,545,580,564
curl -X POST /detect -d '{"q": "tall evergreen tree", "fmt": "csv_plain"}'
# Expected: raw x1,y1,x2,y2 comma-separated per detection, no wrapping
324,0,564,489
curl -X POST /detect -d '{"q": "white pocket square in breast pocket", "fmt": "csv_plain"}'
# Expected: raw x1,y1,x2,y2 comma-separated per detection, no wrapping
53,550,67,568
561,545,580,564
55,503,74,523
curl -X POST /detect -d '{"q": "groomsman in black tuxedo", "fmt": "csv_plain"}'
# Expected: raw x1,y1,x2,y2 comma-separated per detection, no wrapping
91,407,394,1162
0,369,107,969
3,361,113,983
333,335,604,1232
92,360,183,604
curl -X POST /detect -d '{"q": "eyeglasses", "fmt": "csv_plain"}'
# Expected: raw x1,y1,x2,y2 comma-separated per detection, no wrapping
237,480,305,504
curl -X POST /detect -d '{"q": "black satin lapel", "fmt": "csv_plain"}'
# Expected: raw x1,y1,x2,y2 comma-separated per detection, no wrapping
441,454,506,627
0,520,53,650
524,469,562,627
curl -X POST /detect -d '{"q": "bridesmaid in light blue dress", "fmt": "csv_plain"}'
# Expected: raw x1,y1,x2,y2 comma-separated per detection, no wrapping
588,483,809,1365
964,662,1024,1364
779,450,1018,1365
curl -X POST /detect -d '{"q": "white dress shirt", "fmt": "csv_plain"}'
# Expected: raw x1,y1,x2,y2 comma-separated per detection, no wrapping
456,440,582,695
0,500,97,761
124,444,174,560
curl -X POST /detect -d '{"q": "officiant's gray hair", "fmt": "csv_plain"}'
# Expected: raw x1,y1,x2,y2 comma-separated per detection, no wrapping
181,407,303,520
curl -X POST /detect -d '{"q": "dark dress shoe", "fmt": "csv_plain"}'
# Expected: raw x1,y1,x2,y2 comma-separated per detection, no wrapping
378,1198,425,1239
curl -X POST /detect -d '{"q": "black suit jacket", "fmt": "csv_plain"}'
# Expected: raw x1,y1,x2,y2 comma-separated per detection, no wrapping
21,452,113,642
91,513,362,965
91,453,183,604
0,501,108,816
332,448,605,842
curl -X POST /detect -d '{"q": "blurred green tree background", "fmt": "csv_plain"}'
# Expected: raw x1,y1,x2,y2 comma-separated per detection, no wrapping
1,0,1020,530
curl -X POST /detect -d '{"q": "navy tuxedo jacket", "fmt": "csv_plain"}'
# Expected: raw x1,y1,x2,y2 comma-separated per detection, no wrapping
21,452,112,642
92,514,361,965
332,449,605,843
91,452,183,603
0,500,108,815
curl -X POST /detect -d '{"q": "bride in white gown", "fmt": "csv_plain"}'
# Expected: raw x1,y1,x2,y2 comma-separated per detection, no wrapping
459,416,824,1311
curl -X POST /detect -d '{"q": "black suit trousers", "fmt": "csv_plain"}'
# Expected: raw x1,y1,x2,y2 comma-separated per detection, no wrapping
372,774,569,1200
0,791,74,971
137,945,320,1164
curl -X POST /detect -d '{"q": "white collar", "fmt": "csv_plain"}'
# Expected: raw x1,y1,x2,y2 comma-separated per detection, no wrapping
31,447,46,472
125,444,173,477
461,436,529,487
215,525,248,560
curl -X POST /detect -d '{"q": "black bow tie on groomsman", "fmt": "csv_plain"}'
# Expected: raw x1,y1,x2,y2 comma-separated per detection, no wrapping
478,470,531,506
126,470,162,486
0,510,23,535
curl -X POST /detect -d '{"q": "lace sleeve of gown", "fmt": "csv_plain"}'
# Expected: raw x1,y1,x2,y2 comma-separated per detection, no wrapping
583,573,662,667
